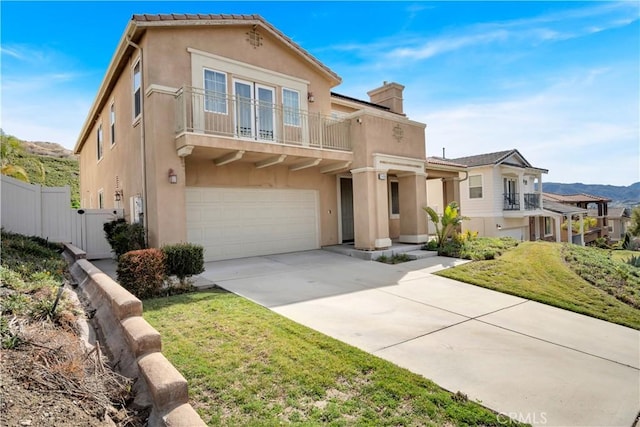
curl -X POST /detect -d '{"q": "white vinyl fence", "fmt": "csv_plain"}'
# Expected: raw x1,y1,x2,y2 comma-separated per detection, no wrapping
1,175,122,259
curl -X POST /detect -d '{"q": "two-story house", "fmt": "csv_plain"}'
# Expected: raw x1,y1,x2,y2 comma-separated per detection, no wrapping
74,14,433,261
444,149,548,240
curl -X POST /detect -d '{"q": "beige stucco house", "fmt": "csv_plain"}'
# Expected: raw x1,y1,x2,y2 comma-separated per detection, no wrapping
75,14,438,261
443,149,549,241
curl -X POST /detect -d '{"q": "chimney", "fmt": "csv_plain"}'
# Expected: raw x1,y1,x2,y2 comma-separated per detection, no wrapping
367,81,405,115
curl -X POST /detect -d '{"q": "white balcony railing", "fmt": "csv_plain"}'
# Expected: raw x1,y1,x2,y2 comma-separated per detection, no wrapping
175,87,351,151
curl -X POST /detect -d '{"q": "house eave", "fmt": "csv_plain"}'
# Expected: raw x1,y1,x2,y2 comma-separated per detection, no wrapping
74,20,138,154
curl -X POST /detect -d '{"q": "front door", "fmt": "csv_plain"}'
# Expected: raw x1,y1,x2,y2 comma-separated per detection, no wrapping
340,177,354,242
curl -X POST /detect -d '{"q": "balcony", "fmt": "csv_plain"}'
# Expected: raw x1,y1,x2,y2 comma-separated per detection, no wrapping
503,193,541,211
175,87,351,152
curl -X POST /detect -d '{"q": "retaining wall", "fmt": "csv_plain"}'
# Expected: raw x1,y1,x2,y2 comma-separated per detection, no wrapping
63,243,206,427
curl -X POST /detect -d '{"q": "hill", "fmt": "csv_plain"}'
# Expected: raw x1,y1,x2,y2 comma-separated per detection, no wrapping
1,132,80,208
543,182,640,207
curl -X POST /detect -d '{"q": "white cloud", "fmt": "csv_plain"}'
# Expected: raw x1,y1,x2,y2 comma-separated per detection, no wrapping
415,68,639,186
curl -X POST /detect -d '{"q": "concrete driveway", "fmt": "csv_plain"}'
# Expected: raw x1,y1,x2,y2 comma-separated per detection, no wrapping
202,249,639,427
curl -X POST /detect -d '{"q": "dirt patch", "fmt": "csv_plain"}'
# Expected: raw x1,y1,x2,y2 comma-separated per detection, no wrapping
0,289,148,426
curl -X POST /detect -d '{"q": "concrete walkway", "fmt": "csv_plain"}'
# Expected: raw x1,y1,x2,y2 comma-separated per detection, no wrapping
198,250,640,427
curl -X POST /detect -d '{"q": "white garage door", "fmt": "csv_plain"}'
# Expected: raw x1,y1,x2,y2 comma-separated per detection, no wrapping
186,187,320,261
499,227,525,241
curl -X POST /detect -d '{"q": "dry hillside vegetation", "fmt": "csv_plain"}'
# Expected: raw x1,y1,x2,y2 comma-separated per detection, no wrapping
0,231,147,426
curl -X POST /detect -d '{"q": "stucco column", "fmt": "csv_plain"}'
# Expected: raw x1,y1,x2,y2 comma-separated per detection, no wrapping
351,168,391,250
398,172,428,243
518,172,525,211
555,216,562,243
579,214,585,246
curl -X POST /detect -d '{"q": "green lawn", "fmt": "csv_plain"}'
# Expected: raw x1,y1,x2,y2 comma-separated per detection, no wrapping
144,291,525,426
436,241,640,329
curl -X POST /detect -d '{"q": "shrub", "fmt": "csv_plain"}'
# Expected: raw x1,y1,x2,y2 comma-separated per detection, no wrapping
439,241,462,258
626,255,640,268
117,249,166,299
376,254,390,263
162,243,204,280
422,240,438,251
104,219,146,259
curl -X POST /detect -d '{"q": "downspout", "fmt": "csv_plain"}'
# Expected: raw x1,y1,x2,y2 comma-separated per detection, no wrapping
127,37,149,246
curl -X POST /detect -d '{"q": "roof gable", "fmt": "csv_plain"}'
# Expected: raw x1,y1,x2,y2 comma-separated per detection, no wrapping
131,14,340,84
447,149,548,173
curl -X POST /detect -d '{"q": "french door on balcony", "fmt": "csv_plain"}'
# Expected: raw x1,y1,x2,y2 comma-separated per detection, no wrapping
233,80,275,141
503,177,518,210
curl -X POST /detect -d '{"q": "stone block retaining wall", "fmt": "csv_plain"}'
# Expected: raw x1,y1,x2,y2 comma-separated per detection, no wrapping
63,244,206,427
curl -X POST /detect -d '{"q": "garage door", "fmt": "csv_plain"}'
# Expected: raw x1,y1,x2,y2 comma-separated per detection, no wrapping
499,227,525,241
186,187,319,261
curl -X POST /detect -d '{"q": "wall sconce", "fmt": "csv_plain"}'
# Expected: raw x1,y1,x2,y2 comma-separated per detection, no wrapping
307,92,315,103
496,224,502,230
114,189,123,202
168,168,178,184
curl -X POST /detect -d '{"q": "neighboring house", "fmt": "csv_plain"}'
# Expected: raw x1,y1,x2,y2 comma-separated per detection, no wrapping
425,157,468,235
541,198,588,245
75,14,437,262
543,192,611,245
597,207,632,242
444,149,548,241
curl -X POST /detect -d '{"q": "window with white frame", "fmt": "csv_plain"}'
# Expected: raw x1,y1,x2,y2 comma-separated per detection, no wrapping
389,180,400,217
469,175,483,199
110,103,116,145
97,124,103,161
133,60,142,120
204,69,227,113
283,88,300,126
544,217,552,236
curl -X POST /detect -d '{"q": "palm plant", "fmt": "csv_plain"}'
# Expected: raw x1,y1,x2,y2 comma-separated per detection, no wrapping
423,202,468,249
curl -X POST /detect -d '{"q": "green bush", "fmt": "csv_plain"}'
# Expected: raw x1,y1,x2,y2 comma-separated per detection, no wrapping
438,241,462,258
422,240,438,251
162,243,204,280
117,249,166,299
626,255,640,268
104,219,146,259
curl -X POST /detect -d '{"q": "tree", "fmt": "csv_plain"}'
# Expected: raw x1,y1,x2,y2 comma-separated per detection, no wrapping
423,202,468,248
629,207,640,237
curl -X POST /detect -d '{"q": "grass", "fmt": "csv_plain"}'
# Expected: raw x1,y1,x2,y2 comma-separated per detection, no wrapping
143,291,525,426
436,241,640,330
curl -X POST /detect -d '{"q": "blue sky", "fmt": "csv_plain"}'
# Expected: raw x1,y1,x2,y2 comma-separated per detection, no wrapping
1,1,638,186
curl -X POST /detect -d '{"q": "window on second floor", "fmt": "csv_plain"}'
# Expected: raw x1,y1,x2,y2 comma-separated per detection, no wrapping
204,69,227,114
97,125,103,161
98,189,104,209
110,103,116,145
283,88,300,127
469,175,483,199
133,60,142,120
